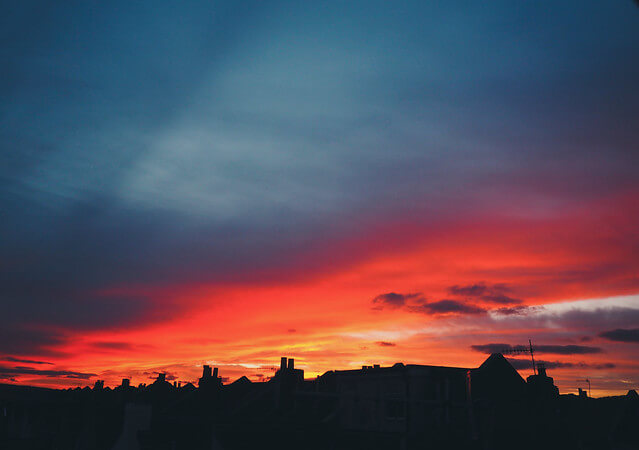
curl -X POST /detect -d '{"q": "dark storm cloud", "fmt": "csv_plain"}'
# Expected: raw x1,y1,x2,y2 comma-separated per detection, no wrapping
372,293,485,316
599,328,639,343
0,279,171,330
448,284,489,297
0,271,182,348
448,283,522,305
0,366,96,380
371,292,422,309
481,295,522,305
0,326,68,357
2,0,639,356
472,344,522,354
506,359,615,371
471,343,603,355
531,345,603,355
412,300,486,316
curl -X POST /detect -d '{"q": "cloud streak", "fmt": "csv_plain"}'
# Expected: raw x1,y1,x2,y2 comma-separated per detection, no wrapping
0,366,96,380
371,292,422,309
372,292,486,316
599,328,639,343
448,283,522,305
411,300,486,316
506,359,616,371
1,357,53,365
471,343,603,355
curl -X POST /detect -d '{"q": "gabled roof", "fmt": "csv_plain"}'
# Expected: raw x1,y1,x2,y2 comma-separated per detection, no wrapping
476,353,525,383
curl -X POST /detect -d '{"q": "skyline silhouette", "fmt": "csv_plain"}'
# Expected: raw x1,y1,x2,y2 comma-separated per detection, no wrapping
2,353,638,449
0,342,632,399
2,0,638,425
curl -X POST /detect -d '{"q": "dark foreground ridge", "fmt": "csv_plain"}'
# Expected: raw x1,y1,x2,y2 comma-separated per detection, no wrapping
1,354,637,450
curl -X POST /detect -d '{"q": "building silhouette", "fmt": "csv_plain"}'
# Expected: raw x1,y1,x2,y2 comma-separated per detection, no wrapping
1,354,637,449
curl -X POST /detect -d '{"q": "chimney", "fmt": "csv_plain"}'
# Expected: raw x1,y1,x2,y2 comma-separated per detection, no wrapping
203,365,212,378
374,364,380,369
213,367,219,379
537,363,547,377
288,358,295,370
121,378,130,388
578,388,587,398
280,357,287,371
158,373,166,383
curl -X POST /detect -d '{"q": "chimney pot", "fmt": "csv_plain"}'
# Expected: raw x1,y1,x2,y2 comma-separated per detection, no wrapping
280,357,287,371
288,358,295,370
537,363,547,377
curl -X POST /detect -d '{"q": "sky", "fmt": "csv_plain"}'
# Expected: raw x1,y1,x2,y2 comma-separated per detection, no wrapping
1,1,638,396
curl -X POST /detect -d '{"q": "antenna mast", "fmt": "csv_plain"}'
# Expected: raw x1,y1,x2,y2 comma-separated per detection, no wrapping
529,339,536,375
498,339,536,375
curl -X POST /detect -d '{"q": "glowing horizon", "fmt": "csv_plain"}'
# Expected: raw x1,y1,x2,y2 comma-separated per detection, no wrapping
1,1,638,398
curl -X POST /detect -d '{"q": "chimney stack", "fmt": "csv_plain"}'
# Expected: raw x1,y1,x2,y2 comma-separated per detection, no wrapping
203,365,212,378
158,373,166,383
288,358,295,370
121,378,130,388
213,367,219,379
537,363,547,377
280,357,287,371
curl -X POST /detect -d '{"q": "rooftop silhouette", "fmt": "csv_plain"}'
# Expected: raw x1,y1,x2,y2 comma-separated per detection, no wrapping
1,354,637,450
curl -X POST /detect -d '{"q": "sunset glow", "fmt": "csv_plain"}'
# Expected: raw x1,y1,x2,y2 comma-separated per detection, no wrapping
2,1,638,398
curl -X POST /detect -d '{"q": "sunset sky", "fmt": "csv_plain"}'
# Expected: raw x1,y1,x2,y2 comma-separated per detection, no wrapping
2,1,638,396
